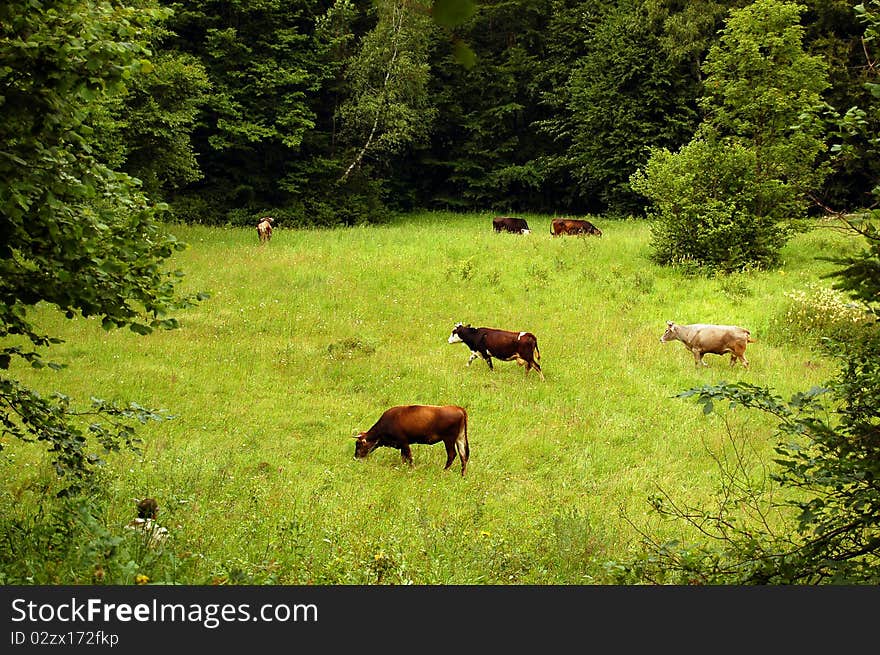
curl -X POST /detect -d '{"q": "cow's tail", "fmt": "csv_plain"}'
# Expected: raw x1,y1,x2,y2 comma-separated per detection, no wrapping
746,330,757,343
533,338,541,362
462,409,469,460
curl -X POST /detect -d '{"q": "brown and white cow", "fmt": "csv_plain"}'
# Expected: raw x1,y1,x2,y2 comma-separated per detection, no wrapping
492,216,531,234
660,320,756,368
257,217,275,243
125,497,168,546
550,218,602,237
448,322,544,381
353,405,469,475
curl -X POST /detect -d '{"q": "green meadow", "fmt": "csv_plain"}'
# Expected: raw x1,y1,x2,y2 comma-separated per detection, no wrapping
2,212,864,584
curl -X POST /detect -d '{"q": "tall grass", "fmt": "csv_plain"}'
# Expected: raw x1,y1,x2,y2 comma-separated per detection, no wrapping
0,213,862,584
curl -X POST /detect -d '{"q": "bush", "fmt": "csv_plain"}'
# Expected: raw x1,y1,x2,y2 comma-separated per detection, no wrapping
632,139,789,272
770,283,874,346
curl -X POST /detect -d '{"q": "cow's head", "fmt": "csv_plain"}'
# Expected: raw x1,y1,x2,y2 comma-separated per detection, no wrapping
448,322,466,344
136,498,158,520
660,321,678,343
353,432,378,459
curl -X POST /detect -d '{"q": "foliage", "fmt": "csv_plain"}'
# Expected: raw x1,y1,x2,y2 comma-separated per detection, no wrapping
542,1,700,214
97,51,213,201
632,0,831,271
632,136,791,271
162,0,342,220
770,282,874,346
0,0,202,492
638,351,880,584
337,0,439,181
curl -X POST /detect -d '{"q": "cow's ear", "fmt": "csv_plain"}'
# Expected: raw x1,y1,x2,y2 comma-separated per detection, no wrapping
666,320,673,327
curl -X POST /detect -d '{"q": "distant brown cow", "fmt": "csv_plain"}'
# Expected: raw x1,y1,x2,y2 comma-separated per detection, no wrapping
492,216,531,234
257,217,275,243
551,218,602,237
448,322,544,381
353,405,470,475
660,321,756,368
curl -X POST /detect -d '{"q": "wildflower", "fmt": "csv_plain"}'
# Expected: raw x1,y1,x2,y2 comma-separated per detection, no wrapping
135,574,150,585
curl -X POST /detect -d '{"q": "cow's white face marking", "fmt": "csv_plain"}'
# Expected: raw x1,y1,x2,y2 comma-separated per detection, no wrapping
448,332,462,344
518,331,526,339
521,229,531,234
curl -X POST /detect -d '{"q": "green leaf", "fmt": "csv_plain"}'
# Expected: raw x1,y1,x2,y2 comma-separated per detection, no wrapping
432,0,476,28
452,39,477,69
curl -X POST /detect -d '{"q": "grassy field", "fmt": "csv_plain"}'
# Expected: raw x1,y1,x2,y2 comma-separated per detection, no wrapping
2,212,864,584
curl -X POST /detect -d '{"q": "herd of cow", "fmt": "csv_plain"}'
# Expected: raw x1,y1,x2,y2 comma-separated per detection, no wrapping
492,215,603,237
258,215,756,476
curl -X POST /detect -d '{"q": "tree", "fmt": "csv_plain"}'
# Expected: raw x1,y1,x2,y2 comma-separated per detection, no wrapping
337,0,438,183
95,50,212,202
0,0,202,494
546,1,700,214
161,0,342,221
407,0,563,212
631,0,831,271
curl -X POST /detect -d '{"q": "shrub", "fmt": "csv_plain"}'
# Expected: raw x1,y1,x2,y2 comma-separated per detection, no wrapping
770,283,873,346
632,139,789,272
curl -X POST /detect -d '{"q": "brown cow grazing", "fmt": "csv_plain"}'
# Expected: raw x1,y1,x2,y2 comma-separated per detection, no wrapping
492,216,531,234
448,322,544,381
353,405,469,475
660,320,756,368
256,216,275,243
551,218,602,237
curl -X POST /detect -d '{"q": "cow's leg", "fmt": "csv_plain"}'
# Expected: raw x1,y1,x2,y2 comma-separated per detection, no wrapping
532,361,545,382
693,349,707,367
466,351,480,366
400,444,414,466
482,352,494,370
455,431,468,476
443,441,457,470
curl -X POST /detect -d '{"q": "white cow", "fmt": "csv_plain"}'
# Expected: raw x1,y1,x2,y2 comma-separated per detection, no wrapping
660,320,755,368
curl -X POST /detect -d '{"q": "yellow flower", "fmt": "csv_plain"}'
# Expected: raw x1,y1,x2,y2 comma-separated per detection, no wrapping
135,574,150,585
480,530,491,538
